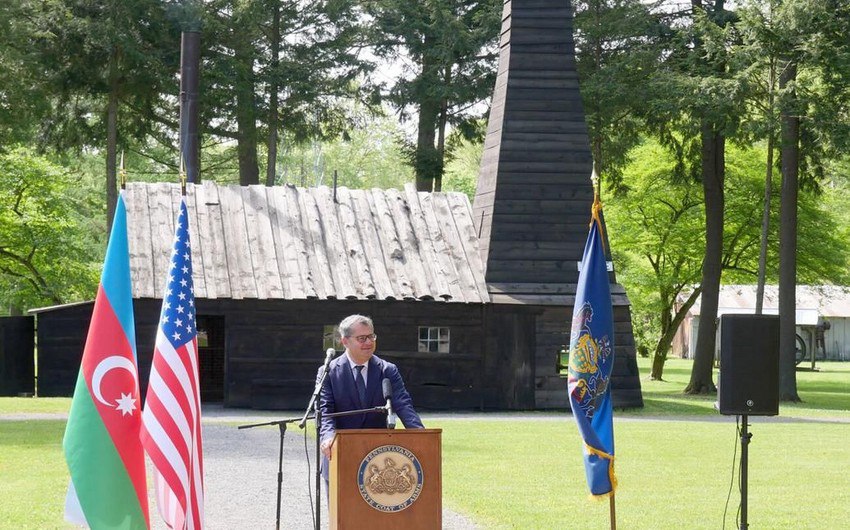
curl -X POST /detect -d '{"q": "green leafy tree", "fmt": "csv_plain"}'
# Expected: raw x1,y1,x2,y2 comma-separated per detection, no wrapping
608,141,704,381
734,0,850,400
683,1,742,394
607,139,849,380
442,134,485,200
274,107,413,189
0,148,100,313
0,1,53,145
633,0,743,394
574,0,667,188
28,0,179,230
202,0,370,185
367,0,500,191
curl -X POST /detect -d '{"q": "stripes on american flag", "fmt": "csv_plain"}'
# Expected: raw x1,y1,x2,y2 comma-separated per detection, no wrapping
141,198,204,529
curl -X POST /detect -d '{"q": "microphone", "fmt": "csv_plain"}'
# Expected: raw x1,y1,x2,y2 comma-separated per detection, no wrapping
322,348,335,374
382,378,396,429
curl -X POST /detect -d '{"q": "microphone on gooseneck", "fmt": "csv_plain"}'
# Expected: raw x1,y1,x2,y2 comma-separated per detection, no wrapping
322,348,335,374
382,378,396,429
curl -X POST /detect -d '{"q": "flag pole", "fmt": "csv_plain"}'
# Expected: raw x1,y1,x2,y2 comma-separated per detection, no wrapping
601,159,614,530
609,493,616,530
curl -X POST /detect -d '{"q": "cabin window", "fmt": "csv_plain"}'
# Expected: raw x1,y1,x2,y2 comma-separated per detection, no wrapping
323,325,341,351
418,327,450,353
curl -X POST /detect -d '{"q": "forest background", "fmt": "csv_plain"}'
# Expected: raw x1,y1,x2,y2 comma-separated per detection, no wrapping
1,0,849,395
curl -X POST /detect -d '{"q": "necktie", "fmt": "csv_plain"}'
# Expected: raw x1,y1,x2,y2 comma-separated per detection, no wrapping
354,365,367,407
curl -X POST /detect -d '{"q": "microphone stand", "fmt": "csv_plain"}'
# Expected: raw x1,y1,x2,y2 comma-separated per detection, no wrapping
237,415,312,530
310,405,391,530
236,349,334,530
297,359,331,530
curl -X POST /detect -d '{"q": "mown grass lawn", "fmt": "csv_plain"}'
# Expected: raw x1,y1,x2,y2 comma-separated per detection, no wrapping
1,357,848,529
434,419,850,529
0,421,69,529
624,357,850,419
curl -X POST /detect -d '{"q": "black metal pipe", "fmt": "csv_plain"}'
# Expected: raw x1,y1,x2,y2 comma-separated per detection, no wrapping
180,31,201,183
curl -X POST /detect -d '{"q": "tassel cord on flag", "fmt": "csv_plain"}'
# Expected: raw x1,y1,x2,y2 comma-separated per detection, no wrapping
585,443,617,497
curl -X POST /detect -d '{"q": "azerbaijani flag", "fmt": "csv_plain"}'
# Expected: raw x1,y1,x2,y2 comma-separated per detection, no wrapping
567,198,617,497
63,192,149,528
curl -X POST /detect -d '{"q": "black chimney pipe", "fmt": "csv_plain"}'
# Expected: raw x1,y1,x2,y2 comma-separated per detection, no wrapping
179,31,201,183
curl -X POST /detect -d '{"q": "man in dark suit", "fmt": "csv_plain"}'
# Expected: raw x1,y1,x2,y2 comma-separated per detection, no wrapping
319,314,424,485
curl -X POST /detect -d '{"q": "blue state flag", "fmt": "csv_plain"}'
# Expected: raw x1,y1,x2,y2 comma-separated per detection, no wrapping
568,206,616,497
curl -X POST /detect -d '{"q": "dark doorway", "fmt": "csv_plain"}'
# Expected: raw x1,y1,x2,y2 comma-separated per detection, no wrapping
196,316,225,402
0,316,35,396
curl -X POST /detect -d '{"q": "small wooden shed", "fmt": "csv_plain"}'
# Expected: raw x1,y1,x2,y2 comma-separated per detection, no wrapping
34,180,642,409
673,285,850,361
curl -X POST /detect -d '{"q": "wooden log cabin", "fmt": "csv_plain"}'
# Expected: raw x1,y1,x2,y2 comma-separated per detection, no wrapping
33,0,643,409
35,177,640,410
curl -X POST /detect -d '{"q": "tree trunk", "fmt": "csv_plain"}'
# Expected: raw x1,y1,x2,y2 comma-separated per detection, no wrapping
415,36,440,192
651,286,702,380
755,22,777,315
778,60,801,402
756,132,774,314
650,354,666,381
235,36,259,186
416,97,440,192
265,1,281,187
685,123,724,394
106,45,119,235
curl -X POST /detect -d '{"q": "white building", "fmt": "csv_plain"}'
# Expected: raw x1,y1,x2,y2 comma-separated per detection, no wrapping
673,285,850,362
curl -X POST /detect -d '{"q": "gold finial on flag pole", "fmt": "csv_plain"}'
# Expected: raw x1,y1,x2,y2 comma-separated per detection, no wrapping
590,161,608,253
591,160,600,199
179,155,187,196
590,161,603,227
119,150,127,190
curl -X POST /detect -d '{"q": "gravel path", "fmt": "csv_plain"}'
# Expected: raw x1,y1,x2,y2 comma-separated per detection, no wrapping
150,419,479,530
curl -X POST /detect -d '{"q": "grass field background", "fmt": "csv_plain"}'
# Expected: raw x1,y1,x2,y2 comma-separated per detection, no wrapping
1,357,848,529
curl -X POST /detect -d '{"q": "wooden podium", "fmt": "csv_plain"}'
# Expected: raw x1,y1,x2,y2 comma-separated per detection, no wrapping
329,429,442,530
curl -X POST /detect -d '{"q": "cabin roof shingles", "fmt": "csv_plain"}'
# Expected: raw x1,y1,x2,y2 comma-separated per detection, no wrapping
125,182,489,304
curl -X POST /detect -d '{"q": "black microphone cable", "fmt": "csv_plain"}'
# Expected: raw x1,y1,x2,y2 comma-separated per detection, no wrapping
304,421,315,526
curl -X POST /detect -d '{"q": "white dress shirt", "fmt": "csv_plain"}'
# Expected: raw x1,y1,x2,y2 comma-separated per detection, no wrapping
345,352,368,386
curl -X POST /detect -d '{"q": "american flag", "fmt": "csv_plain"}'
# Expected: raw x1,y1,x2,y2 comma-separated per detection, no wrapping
141,198,204,529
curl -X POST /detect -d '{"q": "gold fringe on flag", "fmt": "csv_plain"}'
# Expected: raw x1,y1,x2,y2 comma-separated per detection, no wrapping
584,443,618,500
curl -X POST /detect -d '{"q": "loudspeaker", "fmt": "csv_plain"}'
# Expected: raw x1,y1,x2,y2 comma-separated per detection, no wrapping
717,314,780,416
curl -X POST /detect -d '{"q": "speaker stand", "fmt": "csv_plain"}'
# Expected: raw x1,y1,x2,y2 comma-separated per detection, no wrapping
739,415,752,530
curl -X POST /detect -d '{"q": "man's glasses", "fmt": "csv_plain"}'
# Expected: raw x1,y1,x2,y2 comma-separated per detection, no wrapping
350,333,377,344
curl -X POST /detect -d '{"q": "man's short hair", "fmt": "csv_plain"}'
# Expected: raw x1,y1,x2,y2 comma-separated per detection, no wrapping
338,314,374,339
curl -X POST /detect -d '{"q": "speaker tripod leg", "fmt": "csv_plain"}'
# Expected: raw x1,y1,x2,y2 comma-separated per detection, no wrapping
740,415,751,530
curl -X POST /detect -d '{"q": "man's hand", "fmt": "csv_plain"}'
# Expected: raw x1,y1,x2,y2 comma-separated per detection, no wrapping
321,438,334,460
